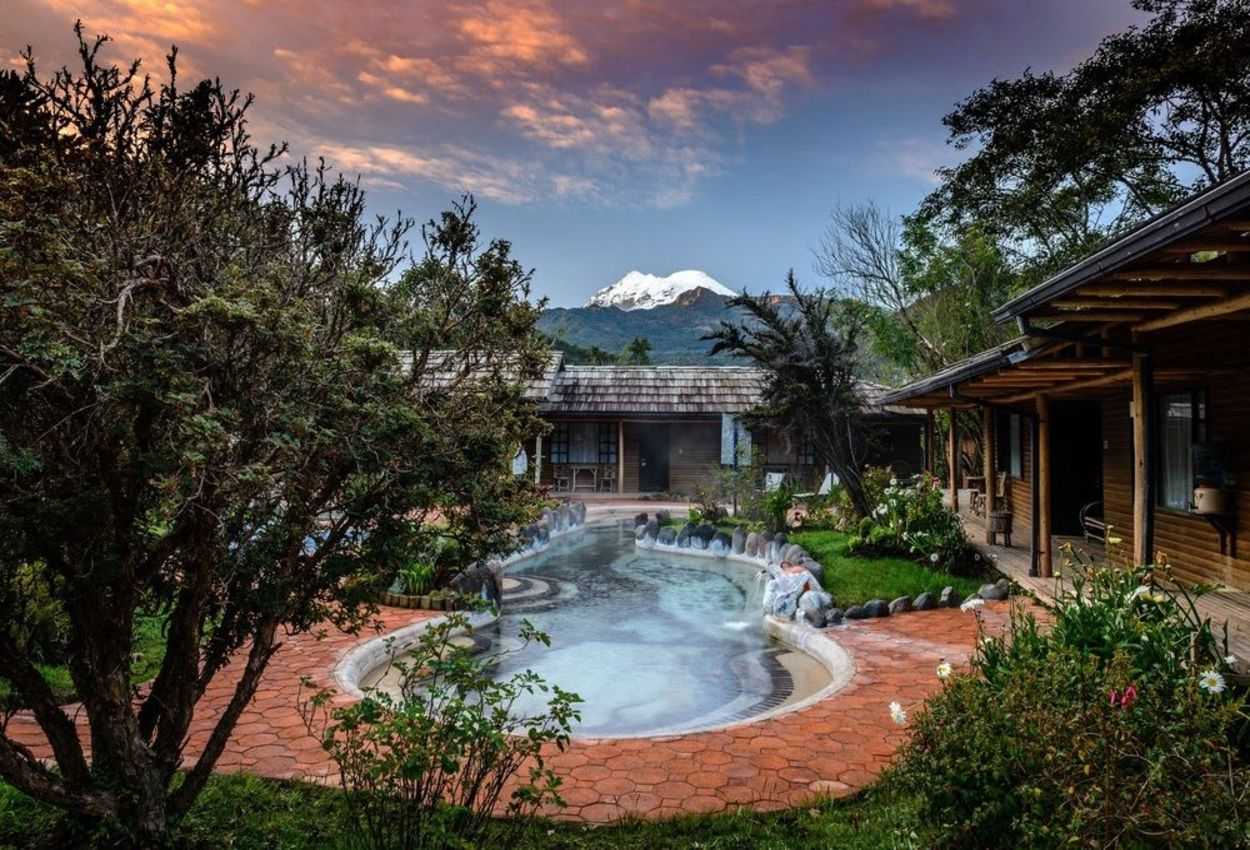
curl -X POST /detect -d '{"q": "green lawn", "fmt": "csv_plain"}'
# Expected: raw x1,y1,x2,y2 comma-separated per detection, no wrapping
792,530,983,607
0,773,926,850
0,611,167,706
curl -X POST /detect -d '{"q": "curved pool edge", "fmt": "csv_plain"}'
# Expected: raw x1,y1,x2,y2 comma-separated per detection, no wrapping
332,514,595,701
334,507,858,740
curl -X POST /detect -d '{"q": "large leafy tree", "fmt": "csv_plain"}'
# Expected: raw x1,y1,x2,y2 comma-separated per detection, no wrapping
705,273,874,517
817,203,1017,379
920,0,1250,271
0,29,546,844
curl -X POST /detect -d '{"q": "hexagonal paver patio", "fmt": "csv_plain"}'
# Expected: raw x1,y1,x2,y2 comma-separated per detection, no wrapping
10,601,1016,823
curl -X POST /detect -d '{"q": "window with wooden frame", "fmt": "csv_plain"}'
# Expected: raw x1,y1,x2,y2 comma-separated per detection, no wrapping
996,411,1023,478
550,422,570,465
1158,389,1208,511
597,422,617,464
797,433,816,466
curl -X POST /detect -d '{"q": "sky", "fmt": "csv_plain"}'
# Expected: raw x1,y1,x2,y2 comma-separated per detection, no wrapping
3,1,1144,307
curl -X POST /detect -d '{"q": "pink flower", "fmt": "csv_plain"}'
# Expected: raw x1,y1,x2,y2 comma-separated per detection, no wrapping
1108,684,1139,709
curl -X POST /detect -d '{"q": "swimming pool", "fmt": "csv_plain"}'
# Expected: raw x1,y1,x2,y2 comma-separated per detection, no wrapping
364,516,833,738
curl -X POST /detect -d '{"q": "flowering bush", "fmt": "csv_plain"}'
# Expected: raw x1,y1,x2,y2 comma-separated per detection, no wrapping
846,473,976,574
300,613,580,850
891,556,1250,849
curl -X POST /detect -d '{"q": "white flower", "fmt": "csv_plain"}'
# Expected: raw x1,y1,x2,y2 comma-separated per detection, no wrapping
889,701,907,725
1226,655,1238,667
890,478,899,486
929,553,940,564
876,504,888,517
960,597,985,612
936,662,953,680
1198,669,1227,694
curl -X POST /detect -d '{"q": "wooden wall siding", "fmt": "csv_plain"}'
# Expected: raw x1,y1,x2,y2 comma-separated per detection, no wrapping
669,421,721,495
1102,398,1136,570
1095,321,1250,590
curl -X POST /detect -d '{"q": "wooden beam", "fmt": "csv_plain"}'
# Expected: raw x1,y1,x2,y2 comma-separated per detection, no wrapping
948,412,959,512
982,404,995,543
1133,290,1250,332
1030,311,1147,323
1131,353,1152,566
1050,298,1179,310
618,420,625,494
535,433,543,485
1011,360,1131,370
925,409,936,475
1077,284,1227,298
1036,394,1052,578
1108,267,1250,280
992,369,1133,404
1161,241,1250,254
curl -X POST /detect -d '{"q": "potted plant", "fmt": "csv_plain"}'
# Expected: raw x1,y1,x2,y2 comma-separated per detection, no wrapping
1192,443,1235,515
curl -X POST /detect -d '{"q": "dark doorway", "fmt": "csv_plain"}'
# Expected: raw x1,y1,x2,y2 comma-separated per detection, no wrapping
638,425,670,492
1050,401,1103,536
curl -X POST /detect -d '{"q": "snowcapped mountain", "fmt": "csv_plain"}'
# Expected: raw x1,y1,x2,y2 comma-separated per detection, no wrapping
585,270,737,311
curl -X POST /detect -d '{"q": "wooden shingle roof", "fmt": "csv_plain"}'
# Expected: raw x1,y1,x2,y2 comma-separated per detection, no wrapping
541,365,766,415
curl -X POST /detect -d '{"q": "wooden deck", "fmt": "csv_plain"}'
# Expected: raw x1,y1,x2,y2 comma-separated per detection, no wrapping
955,501,1250,663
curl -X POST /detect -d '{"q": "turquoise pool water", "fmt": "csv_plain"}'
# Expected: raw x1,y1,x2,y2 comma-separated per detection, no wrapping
475,518,828,736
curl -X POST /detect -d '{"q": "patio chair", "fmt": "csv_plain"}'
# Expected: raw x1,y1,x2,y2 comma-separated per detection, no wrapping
599,466,617,493
552,466,571,493
1080,500,1105,545
988,471,1013,547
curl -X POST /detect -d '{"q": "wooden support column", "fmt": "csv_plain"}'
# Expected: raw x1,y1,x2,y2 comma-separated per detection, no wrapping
534,434,543,485
925,410,936,475
618,420,625,494
982,404,995,543
1131,352,1154,565
948,412,959,511
1035,395,1052,578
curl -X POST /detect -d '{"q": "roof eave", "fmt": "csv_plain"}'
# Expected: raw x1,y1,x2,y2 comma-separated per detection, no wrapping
992,170,1250,323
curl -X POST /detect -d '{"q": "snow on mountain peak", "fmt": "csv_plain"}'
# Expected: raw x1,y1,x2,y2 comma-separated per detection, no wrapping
585,270,737,311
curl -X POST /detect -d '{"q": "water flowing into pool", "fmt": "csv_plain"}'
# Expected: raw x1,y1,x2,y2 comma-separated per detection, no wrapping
365,517,831,737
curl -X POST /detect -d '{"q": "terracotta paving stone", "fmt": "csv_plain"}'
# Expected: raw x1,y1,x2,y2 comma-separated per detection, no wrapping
10,599,1019,823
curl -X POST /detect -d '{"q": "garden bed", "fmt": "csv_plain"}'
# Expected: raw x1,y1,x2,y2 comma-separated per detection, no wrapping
792,530,983,607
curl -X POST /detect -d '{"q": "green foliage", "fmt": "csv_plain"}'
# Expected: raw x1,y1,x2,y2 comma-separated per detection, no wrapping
0,30,548,841
621,336,653,365
845,473,976,575
705,272,875,517
0,773,931,850
761,484,794,535
399,562,435,596
920,0,1250,273
792,530,981,607
819,206,1018,382
299,613,580,850
690,483,725,524
892,558,1250,849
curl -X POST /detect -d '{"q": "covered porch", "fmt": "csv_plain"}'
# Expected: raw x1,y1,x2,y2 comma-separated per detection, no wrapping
880,170,1250,662
956,497,1250,660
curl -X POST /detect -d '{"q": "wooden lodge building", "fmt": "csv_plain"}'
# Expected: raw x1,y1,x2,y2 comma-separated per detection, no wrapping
520,357,926,497
881,170,1250,597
